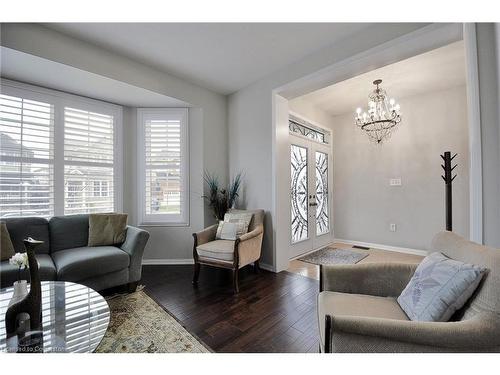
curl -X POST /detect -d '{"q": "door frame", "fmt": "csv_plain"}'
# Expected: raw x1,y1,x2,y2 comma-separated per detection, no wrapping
272,23,482,272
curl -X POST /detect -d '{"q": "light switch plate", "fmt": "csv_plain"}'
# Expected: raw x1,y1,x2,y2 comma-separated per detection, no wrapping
390,178,402,186
390,223,397,232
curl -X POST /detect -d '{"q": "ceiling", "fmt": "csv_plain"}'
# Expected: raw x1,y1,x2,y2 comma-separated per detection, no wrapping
292,41,466,117
1,47,189,107
43,23,375,95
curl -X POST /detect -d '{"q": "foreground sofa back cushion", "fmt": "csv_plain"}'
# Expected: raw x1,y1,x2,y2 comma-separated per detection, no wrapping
49,214,89,252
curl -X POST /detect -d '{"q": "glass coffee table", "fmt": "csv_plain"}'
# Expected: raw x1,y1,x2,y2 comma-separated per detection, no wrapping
0,281,110,353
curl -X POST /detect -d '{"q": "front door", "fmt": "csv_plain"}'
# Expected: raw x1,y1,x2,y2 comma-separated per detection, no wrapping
289,134,332,259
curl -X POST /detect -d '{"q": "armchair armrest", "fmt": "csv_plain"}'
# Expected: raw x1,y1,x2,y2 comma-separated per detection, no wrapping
234,224,264,267
193,224,218,246
120,225,150,282
329,312,500,350
238,225,263,242
321,262,418,297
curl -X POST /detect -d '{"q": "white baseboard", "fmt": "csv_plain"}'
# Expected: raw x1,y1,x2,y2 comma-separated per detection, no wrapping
334,238,427,257
142,258,194,265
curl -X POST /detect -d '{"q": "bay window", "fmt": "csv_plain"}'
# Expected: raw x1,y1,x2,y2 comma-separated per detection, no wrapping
137,108,189,226
0,80,122,218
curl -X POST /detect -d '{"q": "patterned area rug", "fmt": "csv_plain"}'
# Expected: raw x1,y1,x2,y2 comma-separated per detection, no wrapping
298,246,368,265
96,289,210,353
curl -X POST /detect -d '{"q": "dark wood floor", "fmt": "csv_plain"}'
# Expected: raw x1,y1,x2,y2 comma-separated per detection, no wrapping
141,264,320,353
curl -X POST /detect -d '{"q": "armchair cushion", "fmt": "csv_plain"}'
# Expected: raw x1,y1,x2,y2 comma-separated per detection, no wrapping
196,240,235,262
318,291,409,351
329,311,500,351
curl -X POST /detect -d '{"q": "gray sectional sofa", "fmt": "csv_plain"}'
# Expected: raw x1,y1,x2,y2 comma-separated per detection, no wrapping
0,214,149,292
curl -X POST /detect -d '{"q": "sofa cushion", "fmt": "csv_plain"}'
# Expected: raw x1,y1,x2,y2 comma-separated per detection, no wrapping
52,246,129,281
197,240,235,262
0,254,57,288
88,213,128,246
1,222,15,261
397,252,486,322
318,291,409,349
3,217,50,254
49,214,89,252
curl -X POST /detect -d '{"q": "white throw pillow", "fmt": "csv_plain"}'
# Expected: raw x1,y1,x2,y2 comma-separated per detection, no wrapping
223,212,253,234
397,252,486,322
215,220,248,240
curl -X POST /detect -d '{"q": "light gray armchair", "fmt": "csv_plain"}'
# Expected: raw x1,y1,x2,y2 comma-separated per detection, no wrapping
192,209,265,293
318,231,500,352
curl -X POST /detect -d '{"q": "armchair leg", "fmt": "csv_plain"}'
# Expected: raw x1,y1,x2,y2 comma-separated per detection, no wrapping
232,268,239,294
254,260,260,274
192,262,200,285
324,315,332,353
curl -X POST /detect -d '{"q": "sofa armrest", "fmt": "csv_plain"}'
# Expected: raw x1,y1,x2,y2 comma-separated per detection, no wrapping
121,225,150,282
329,312,500,350
193,224,218,246
321,262,418,297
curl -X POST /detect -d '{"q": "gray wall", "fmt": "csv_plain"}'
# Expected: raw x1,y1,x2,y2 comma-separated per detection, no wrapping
345,87,468,249
228,24,430,268
122,107,206,261
290,86,469,250
0,23,227,262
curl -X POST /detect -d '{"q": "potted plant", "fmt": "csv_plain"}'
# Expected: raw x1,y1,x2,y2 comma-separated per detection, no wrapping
203,172,242,220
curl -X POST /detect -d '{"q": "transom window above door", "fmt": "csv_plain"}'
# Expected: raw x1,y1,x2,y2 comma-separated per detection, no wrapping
289,113,330,144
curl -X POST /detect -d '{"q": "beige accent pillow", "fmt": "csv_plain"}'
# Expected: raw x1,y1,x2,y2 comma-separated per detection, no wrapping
88,213,128,247
216,220,248,240
1,221,16,261
224,212,253,233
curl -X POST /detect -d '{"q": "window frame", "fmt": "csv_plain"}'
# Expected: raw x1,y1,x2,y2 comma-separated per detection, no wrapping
0,78,123,217
137,108,189,227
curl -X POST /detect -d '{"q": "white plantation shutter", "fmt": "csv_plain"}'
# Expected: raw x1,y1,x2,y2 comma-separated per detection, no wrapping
64,107,115,214
138,109,188,225
0,80,122,219
0,93,55,218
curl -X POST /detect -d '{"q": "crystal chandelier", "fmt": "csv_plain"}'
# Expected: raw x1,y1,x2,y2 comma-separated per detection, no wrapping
354,79,401,144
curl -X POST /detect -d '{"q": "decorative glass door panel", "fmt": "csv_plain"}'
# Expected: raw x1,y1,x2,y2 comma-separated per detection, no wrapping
290,144,308,243
315,151,329,236
289,135,332,258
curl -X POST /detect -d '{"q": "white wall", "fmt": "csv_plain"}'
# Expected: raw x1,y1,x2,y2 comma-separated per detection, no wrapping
290,86,470,251
335,88,468,249
228,24,431,269
476,24,500,248
0,23,227,262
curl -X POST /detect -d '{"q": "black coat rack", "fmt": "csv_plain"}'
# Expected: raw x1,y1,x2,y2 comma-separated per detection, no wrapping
441,151,457,231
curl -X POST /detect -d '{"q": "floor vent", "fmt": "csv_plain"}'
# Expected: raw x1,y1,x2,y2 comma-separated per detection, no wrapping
352,245,370,250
